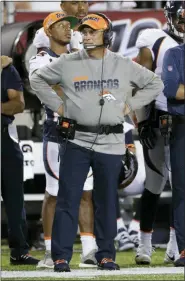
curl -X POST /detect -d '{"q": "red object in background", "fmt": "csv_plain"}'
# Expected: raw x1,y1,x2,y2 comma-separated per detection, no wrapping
15,10,166,24
10,9,167,66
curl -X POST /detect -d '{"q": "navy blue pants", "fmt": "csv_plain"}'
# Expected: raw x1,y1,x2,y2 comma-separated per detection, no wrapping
170,123,185,252
1,129,29,256
51,141,122,263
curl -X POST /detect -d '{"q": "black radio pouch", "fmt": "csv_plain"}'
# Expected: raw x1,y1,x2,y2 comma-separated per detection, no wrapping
159,115,173,146
56,117,77,140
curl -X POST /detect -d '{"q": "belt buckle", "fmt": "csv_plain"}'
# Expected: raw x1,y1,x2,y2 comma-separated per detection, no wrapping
99,125,110,135
98,125,104,134
104,125,110,135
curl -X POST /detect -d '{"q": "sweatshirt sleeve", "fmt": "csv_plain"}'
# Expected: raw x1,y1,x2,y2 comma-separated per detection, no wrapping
126,59,164,111
29,54,64,113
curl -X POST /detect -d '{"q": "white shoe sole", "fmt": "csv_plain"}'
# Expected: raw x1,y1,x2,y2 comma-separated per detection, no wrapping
164,254,175,264
135,255,151,265
118,243,135,251
79,263,97,268
36,263,54,269
164,258,174,264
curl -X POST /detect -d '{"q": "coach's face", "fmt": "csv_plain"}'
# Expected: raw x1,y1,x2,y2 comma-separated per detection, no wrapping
48,20,71,45
81,27,104,48
61,1,88,19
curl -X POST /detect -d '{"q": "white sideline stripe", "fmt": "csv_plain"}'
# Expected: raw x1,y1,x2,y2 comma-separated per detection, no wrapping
2,267,184,279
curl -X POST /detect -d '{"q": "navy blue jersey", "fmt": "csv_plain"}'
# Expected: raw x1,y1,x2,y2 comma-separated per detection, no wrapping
1,65,23,126
125,130,134,145
162,44,185,115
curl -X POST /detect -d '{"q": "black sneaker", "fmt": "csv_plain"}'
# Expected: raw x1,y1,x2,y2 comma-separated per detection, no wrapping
54,259,70,272
174,250,185,267
10,254,40,265
98,258,120,270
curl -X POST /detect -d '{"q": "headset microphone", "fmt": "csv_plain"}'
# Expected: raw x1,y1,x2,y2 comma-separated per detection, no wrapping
84,44,104,49
99,98,105,106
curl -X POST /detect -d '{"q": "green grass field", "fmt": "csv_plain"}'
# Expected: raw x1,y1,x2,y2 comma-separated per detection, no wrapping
1,243,184,280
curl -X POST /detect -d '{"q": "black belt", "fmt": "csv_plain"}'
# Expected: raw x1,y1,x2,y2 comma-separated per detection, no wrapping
76,124,123,135
172,115,185,124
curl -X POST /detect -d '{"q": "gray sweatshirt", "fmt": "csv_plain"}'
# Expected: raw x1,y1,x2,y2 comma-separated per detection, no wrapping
29,49,164,154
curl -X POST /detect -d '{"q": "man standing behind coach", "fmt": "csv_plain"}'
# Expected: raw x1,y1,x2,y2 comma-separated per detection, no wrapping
29,13,164,272
1,56,39,265
162,42,185,267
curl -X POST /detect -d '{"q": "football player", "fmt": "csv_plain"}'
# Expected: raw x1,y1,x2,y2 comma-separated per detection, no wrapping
134,0,184,265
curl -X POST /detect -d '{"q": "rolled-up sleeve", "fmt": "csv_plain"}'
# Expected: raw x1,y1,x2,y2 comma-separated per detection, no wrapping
162,49,180,99
7,65,23,91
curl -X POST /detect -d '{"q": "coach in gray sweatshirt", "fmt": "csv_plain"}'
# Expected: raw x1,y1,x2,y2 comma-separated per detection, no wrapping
30,13,163,272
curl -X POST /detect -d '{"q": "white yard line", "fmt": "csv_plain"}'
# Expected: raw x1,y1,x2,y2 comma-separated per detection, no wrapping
1,267,184,279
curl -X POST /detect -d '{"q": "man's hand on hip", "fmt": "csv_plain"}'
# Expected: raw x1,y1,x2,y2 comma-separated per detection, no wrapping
57,105,63,116
124,103,131,116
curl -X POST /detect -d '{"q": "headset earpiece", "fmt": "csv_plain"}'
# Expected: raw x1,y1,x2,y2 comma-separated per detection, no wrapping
94,13,113,47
